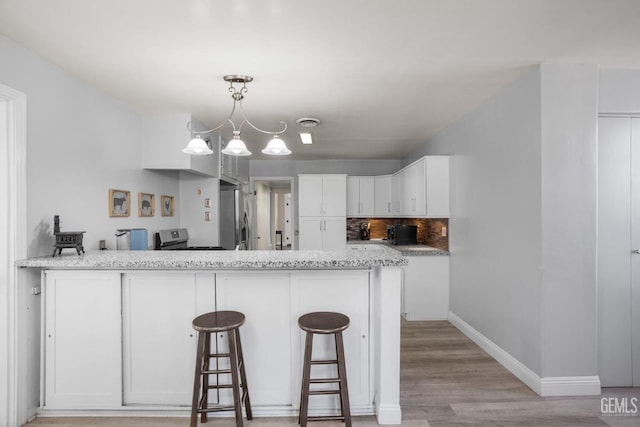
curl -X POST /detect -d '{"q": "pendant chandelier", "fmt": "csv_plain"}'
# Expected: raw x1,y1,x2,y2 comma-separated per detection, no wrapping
182,75,290,156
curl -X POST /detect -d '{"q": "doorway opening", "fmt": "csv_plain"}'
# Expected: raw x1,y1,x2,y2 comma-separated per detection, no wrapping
251,177,294,250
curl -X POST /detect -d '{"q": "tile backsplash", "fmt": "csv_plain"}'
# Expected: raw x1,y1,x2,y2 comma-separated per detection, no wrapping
347,217,449,251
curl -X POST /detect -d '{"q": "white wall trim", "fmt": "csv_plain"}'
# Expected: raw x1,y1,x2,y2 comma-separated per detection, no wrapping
448,311,601,396
0,83,28,427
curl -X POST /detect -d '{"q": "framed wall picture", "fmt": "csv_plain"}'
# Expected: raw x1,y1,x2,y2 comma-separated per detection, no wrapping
161,195,175,217
138,192,155,217
109,189,130,217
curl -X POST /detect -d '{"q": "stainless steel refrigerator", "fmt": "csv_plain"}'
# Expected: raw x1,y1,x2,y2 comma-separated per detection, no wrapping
219,182,251,250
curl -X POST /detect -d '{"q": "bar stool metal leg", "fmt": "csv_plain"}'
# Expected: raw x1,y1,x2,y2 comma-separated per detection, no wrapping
335,331,352,427
227,330,243,427
191,331,206,427
299,331,314,426
235,328,253,420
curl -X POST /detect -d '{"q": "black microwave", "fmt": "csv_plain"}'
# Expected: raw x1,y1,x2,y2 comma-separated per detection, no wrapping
387,225,418,245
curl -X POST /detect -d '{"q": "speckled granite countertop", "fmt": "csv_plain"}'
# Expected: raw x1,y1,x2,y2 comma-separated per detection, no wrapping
16,246,407,270
347,240,449,256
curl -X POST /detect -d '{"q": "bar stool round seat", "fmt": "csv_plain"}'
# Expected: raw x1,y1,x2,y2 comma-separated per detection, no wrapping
298,311,352,427
298,311,349,334
193,310,246,332
191,310,252,427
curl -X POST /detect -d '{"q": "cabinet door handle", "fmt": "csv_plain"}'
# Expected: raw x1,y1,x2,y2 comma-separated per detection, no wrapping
633,249,640,254
319,221,322,231
323,220,326,231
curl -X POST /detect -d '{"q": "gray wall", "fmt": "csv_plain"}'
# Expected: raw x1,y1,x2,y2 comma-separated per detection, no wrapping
600,68,640,113
540,65,597,377
406,64,599,379
415,67,544,374
0,34,181,257
0,33,181,423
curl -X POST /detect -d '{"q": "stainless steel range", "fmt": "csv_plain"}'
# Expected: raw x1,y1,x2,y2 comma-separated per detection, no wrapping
154,228,225,250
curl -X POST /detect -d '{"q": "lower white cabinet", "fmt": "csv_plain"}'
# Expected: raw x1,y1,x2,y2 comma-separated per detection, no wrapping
44,271,122,409
402,256,450,321
215,272,293,406
290,271,371,409
43,269,372,413
121,272,215,406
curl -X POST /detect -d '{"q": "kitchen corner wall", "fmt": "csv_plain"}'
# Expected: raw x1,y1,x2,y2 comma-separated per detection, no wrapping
0,34,181,256
406,63,599,391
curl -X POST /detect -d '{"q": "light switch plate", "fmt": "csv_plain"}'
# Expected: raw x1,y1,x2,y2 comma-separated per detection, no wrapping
204,198,211,208
205,211,211,221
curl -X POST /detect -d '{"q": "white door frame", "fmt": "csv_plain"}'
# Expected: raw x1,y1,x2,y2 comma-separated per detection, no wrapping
249,177,295,250
0,83,28,427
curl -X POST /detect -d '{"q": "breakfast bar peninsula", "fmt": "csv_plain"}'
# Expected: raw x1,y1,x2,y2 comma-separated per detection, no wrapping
18,246,406,425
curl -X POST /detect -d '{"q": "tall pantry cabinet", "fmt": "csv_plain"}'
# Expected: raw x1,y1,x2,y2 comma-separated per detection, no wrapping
298,174,347,250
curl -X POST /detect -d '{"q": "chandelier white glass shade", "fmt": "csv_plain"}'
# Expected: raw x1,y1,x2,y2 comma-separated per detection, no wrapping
182,137,213,155
262,135,291,155
222,131,251,156
184,75,290,156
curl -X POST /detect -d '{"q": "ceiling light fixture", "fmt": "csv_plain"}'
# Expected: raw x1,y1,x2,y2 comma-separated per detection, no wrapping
183,75,289,156
299,132,314,145
296,117,319,146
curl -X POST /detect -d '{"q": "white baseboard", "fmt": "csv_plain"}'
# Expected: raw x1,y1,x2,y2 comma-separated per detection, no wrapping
448,311,601,397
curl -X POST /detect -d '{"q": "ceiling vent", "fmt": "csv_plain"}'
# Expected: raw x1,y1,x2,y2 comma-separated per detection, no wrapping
296,117,320,128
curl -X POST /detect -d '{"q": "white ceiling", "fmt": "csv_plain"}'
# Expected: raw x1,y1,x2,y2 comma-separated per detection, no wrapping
1,0,640,160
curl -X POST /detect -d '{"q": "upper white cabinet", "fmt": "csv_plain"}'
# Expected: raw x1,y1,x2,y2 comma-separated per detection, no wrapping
141,113,219,177
298,174,346,217
298,174,346,250
374,175,392,217
347,176,375,217
391,156,449,218
424,156,450,218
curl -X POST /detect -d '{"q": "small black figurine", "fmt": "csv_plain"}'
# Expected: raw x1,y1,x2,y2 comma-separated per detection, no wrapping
52,215,86,257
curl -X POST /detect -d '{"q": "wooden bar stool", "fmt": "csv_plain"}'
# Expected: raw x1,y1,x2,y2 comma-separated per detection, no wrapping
298,311,351,427
191,311,252,427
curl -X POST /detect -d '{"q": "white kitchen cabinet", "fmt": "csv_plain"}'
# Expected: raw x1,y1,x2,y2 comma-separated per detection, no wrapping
215,272,292,406
141,113,219,177
121,272,215,406
405,159,427,216
425,156,450,217
347,176,375,217
44,271,122,409
299,216,347,251
391,156,450,218
298,174,346,250
374,175,392,216
298,174,346,217
290,271,371,409
402,256,450,321
391,173,401,215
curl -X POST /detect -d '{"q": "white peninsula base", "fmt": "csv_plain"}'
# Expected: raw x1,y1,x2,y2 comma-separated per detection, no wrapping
37,263,403,425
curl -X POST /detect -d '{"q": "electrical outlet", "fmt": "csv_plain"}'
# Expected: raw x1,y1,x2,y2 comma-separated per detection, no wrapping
441,226,447,237
205,212,211,221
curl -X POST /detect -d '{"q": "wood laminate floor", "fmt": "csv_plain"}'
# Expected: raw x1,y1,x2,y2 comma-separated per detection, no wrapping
24,320,639,427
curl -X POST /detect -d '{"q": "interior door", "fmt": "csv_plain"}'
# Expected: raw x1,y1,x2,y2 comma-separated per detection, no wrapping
630,117,640,386
255,182,271,249
597,116,639,386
